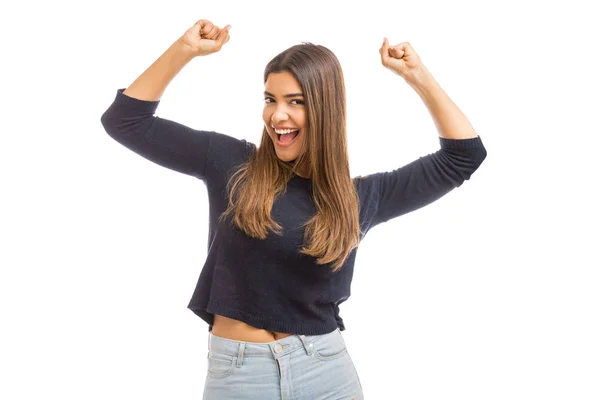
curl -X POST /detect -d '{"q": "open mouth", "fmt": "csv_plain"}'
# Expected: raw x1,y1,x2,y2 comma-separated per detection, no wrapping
276,129,300,146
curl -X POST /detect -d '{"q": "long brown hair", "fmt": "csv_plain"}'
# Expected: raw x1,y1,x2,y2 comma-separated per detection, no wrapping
220,42,362,272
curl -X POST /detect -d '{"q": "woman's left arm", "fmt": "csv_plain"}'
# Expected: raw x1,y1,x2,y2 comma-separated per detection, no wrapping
379,38,478,140
357,40,487,230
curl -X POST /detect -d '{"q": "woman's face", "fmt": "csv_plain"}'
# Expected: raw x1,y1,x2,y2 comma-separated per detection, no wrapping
263,71,306,163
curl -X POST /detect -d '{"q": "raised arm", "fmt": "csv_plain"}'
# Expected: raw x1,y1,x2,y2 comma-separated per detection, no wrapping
359,38,487,229
100,20,232,179
123,19,231,101
379,38,479,140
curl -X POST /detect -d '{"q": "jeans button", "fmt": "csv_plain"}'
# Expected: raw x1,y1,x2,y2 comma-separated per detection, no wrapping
274,344,283,353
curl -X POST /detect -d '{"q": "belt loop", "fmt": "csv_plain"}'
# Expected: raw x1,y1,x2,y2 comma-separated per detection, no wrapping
298,335,313,356
236,342,246,367
207,333,211,359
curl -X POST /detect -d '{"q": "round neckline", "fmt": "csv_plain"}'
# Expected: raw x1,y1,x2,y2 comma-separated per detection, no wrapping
292,172,311,181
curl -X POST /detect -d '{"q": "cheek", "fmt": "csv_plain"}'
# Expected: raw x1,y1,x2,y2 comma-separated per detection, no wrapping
298,113,306,129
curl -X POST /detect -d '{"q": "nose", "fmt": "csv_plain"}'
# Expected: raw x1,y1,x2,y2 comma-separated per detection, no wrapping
271,106,290,125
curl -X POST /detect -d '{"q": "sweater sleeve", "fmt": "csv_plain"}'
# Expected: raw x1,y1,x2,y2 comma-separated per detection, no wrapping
364,135,487,229
100,88,217,180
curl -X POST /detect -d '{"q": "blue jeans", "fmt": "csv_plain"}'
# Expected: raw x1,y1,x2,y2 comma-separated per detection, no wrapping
202,328,364,399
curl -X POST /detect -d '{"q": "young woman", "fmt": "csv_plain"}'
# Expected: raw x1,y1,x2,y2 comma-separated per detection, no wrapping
101,19,487,400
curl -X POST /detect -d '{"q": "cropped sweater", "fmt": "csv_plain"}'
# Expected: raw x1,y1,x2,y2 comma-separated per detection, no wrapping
100,88,487,335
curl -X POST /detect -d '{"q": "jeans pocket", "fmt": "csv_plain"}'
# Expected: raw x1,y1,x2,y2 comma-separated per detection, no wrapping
313,336,348,361
207,353,236,379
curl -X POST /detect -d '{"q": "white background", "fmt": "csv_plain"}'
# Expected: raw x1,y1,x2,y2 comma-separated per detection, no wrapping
2,0,599,399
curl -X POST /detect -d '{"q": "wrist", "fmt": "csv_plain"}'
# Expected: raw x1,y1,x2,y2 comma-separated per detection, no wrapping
406,65,439,96
174,36,199,60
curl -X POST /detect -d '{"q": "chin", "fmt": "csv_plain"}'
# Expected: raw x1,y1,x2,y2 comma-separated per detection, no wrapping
276,153,298,162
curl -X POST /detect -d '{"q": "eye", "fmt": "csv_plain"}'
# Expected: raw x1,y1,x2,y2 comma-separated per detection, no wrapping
263,97,304,105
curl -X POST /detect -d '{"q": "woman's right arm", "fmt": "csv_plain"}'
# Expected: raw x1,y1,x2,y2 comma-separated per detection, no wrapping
123,19,230,101
122,37,196,101
100,20,231,180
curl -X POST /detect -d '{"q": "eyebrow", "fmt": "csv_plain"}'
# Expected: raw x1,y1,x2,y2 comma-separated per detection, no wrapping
264,91,304,98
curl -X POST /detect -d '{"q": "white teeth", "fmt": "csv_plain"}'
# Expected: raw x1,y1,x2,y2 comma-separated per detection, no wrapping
274,128,299,135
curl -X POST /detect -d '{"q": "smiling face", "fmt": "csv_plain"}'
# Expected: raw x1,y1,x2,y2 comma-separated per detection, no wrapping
263,71,307,164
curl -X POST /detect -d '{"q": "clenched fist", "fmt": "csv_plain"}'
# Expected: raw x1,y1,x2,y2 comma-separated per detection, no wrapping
379,38,424,84
181,19,231,57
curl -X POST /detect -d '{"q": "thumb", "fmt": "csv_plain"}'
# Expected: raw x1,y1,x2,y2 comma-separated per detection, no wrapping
380,37,390,63
215,25,231,49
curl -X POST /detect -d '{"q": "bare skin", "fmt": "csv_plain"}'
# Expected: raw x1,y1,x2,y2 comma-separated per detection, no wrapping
212,315,295,342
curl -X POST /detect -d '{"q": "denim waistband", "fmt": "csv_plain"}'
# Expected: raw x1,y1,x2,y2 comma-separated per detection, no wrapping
208,327,341,360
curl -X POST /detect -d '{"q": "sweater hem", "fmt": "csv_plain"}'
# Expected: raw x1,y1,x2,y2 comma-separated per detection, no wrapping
439,135,483,149
114,88,160,113
189,301,339,336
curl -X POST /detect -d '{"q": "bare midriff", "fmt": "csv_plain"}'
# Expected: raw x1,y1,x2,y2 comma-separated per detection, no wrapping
212,314,295,343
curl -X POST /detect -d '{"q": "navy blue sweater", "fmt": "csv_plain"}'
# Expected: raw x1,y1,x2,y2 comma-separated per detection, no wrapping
101,89,487,335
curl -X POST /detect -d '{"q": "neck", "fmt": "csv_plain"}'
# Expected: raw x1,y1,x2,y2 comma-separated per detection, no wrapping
291,160,310,179
293,165,310,179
